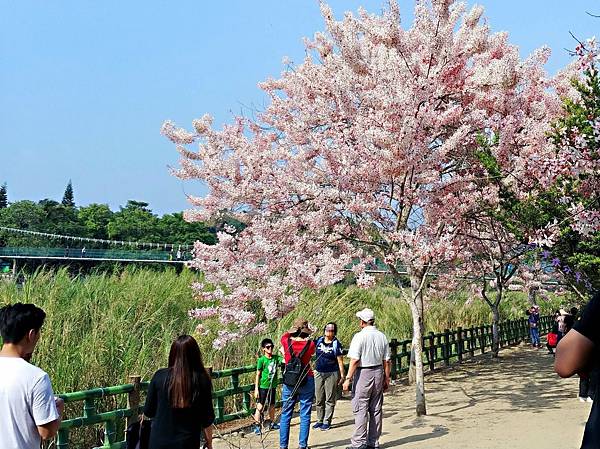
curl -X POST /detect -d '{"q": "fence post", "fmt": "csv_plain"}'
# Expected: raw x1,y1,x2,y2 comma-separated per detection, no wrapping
443,329,451,367
216,397,225,423
457,327,463,362
479,326,485,354
83,397,96,419
231,373,240,390
469,328,475,357
126,375,141,434
390,339,398,380
243,391,252,413
56,428,70,449
402,341,409,375
104,419,117,447
428,332,436,371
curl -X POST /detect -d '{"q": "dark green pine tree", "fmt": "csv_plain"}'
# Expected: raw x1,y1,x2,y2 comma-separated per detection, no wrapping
61,180,75,207
0,183,7,209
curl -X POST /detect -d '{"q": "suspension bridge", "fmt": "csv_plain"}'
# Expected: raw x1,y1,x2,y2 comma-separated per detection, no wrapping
0,226,194,278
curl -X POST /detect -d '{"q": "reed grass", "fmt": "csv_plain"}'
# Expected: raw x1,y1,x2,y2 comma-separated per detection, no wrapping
0,267,566,394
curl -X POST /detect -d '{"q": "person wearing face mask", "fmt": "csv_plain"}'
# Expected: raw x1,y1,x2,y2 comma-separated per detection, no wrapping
312,322,345,431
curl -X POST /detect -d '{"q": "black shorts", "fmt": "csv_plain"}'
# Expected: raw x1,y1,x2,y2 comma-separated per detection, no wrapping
257,387,277,407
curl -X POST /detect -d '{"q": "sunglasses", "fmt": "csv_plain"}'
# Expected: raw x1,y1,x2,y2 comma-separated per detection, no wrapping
264,345,274,349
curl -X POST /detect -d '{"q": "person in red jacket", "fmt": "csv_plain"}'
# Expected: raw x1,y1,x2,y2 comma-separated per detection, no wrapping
278,318,316,449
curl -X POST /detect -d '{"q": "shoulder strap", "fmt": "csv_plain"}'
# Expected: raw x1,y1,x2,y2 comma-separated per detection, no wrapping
298,339,311,358
287,337,296,358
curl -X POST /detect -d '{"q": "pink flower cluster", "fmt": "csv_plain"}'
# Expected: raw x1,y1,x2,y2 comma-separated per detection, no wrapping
164,0,579,346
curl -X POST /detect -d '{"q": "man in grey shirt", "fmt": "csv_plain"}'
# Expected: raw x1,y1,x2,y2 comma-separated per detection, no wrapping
342,308,391,449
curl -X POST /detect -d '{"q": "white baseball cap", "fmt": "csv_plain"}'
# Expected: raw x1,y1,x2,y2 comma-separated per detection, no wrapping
356,308,375,322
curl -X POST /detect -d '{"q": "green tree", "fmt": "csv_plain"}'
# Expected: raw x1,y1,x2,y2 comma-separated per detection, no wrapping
0,183,7,209
38,199,85,239
78,204,113,239
62,180,75,207
0,201,46,246
158,212,216,245
107,200,160,242
540,67,600,293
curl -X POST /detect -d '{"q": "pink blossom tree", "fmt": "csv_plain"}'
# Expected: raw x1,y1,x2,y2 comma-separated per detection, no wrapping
165,0,561,415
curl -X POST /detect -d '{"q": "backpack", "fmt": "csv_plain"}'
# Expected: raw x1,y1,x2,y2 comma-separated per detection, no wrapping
282,338,311,388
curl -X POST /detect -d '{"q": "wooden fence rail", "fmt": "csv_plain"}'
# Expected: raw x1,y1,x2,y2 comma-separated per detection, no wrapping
54,315,552,449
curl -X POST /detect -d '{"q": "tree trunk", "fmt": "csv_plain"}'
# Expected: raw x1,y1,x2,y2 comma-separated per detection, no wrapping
409,297,427,415
408,298,425,385
528,286,537,306
407,270,427,416
491,302,500,358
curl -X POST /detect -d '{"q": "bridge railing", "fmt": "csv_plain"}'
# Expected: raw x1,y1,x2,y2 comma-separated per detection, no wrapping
54,315,550,449
0,246,192,261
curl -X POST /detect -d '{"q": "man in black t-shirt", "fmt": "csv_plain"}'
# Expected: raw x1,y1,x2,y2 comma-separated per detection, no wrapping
555,292,600,449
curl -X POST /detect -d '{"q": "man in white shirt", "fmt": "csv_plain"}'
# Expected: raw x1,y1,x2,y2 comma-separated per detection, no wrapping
0,303,64,449
342,308,391,449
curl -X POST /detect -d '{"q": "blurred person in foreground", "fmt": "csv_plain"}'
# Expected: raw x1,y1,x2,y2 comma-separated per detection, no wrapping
555,292,600,449
0,303,64,449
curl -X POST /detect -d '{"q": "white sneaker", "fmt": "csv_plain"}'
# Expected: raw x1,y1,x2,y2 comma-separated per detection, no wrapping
579,397,587,402
587,397,594,403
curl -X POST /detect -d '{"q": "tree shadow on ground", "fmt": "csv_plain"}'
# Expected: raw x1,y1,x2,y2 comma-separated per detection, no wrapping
311,425,449,449
423,344,575,420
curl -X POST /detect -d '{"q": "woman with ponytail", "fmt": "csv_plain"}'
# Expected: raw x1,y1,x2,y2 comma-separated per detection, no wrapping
144,335,215,449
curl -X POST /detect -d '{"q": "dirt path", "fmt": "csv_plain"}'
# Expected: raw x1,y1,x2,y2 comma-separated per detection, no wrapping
213,343,590,449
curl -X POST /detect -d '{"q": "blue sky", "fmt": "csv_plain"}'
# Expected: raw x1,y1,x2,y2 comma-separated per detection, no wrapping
1,1,598,216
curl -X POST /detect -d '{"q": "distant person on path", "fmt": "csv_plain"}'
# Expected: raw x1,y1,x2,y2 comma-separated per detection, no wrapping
546,312,560,355
528,306,540,347
279,318,316,449
144,335,215,449
556,308,575,345
313,322,345,431
81,247,86,258
343,308,391,449
253,338,282,434
0,303,64,449
555,292,600,449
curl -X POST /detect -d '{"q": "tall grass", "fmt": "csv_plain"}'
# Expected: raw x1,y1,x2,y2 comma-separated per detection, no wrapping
0,267,566,394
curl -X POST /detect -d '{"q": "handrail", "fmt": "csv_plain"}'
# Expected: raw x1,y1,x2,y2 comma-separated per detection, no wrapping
0,246,192,261
54,315,551,448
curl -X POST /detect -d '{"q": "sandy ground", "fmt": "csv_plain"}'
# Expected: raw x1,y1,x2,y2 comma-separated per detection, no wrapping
213,343,591,449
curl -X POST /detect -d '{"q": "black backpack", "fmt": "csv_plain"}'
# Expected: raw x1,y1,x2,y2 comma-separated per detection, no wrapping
282,337,311,388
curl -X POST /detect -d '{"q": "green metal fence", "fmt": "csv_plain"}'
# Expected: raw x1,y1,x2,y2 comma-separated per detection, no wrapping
54,315,551,449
